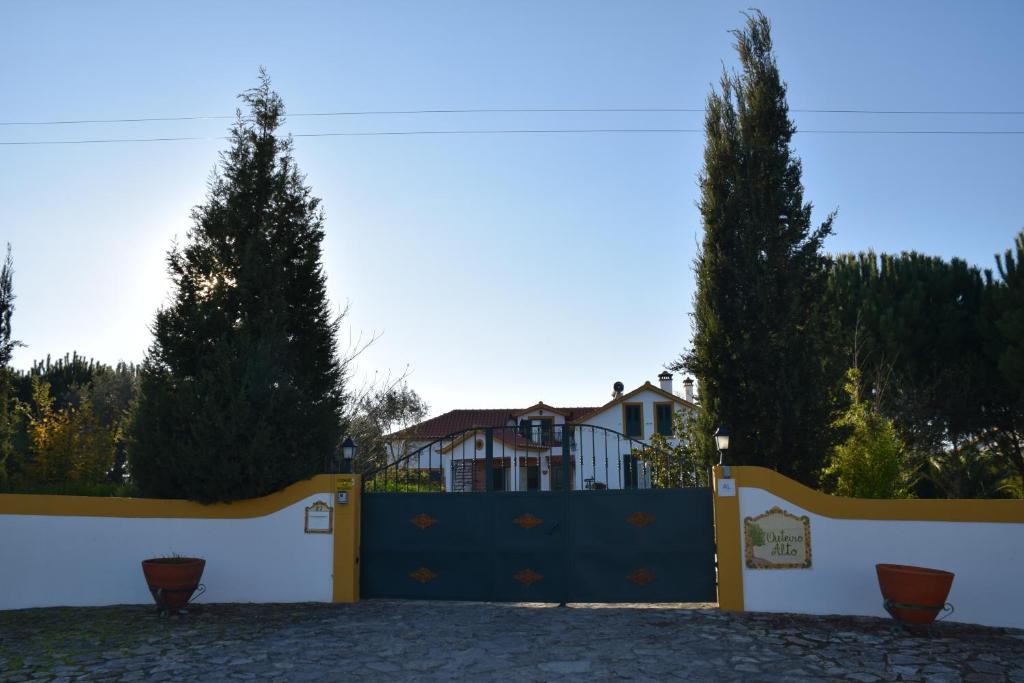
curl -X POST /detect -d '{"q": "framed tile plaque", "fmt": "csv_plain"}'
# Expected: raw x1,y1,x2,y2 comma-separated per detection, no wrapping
744,506,811,569
304,499,333,534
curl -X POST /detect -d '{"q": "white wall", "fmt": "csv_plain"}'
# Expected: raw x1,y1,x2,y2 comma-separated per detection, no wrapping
0,494,334,610
581,387,688,439
739,486,1024,629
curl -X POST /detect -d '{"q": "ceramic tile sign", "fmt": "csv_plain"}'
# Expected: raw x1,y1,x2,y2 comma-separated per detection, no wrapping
744,506,811,569
304,500,333,534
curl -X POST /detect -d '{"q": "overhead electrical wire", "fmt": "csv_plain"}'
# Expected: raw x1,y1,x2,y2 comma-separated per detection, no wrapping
2,107,1024,127
3,128,1024,146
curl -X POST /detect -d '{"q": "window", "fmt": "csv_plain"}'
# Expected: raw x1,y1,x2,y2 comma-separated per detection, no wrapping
623,403,643,438
493,466,507,492
549,458,575,491
654,402,674,437
520,464,544,491
529,416,554,443
453,460,474,492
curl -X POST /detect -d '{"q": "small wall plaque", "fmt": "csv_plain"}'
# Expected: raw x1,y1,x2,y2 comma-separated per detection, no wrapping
744,506,811,569
304,500,333,534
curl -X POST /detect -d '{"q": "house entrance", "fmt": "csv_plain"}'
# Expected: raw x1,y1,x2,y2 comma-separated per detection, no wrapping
359,425,716,603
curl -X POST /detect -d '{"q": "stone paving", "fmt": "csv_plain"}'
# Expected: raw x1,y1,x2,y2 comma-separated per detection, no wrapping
1,600,1023,682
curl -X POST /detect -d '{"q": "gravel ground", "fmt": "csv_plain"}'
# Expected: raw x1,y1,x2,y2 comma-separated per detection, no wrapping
2,600,1023,682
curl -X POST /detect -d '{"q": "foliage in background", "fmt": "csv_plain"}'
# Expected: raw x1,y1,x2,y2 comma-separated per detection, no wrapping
822,369,911,499
346,380,428,474
635,409,709,488
826,232,1024,498
129,72,346,503
988,230,1024,489
18,378,115,485
1,354,138,492
674,11,838,485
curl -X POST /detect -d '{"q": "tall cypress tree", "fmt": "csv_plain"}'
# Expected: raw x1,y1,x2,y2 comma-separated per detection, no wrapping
673,12,836,483
129,72,345,502
0,244,20,488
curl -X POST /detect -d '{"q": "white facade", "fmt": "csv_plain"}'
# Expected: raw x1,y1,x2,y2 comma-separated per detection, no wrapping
737,485,1024,629
383,381,696,492
0,494,334,610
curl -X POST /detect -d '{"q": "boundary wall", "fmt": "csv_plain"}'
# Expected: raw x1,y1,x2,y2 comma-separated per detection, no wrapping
0,474,360,610
713,466,1024,629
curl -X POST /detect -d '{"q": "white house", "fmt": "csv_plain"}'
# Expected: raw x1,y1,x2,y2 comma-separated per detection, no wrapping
383,372,697,492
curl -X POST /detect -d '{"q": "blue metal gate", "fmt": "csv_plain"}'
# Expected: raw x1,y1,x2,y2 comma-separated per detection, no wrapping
360,425,716,603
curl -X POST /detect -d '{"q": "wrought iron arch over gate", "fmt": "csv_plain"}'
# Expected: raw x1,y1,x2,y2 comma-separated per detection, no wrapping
359,424,716,603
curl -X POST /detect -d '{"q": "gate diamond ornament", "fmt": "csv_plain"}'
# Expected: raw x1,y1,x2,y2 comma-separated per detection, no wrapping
409,513,438,530
409,567,438,583
626,568,656,586
626,512,655,528
512,568,544,586
512,513,544,529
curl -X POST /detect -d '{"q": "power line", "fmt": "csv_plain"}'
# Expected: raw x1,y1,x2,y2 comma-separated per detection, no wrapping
4,128,1024,146
3,107,1024,127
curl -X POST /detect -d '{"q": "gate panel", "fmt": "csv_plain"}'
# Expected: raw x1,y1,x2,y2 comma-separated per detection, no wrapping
568,488,716,602
361,493,491,600
360,425,717,603
490,492,566,602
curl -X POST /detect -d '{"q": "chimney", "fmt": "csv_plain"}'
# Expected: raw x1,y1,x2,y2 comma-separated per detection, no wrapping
612,381,624,399
658,371,673,394
682,377,695,403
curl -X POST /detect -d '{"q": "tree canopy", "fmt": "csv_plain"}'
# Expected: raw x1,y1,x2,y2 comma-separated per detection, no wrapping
675,11,837,484
129,72,346,503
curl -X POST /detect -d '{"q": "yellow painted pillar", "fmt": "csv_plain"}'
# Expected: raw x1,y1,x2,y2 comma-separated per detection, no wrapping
713,465,744,611
332,474,361,603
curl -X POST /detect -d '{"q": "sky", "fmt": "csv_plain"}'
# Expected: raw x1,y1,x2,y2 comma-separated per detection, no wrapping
2,1,1023,417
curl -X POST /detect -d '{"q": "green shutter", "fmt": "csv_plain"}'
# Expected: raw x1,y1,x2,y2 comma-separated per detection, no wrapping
625,405,642,437
656,404,673,436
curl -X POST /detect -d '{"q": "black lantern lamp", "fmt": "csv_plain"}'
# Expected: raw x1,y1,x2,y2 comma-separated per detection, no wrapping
340,436,357,474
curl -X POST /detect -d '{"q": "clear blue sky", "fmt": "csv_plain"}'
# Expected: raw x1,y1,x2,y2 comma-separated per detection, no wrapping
2,1,1022,416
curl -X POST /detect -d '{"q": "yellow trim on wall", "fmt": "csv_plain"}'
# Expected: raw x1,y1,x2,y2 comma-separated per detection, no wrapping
734,466,1024,524
0,474,335,519
621,402,644,439
332,474,361,603
517,402,567,417
712,466,743,611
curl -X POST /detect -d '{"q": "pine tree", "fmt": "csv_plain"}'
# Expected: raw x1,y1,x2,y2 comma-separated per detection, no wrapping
129,72,346,502
990,230,1024,484
673,12,836,483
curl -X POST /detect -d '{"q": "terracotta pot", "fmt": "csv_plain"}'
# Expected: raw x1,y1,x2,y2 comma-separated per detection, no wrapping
141,558,206,614
875,563,954,627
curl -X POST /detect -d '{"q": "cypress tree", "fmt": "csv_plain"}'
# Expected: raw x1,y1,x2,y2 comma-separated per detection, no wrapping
129,72,345,502
673,12,836,483
0,244,19,487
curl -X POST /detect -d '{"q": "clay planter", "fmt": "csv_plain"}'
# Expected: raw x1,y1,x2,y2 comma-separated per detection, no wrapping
876,563,954,628
141,557,206,614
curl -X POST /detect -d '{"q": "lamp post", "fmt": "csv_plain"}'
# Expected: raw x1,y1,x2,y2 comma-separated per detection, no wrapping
714,427,730,466
340,436,357,474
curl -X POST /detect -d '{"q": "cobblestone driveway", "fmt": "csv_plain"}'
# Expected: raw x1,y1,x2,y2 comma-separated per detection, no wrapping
2,600,1023,682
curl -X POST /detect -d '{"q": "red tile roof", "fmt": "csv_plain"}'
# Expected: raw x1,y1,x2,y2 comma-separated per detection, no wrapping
389,407,601,440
